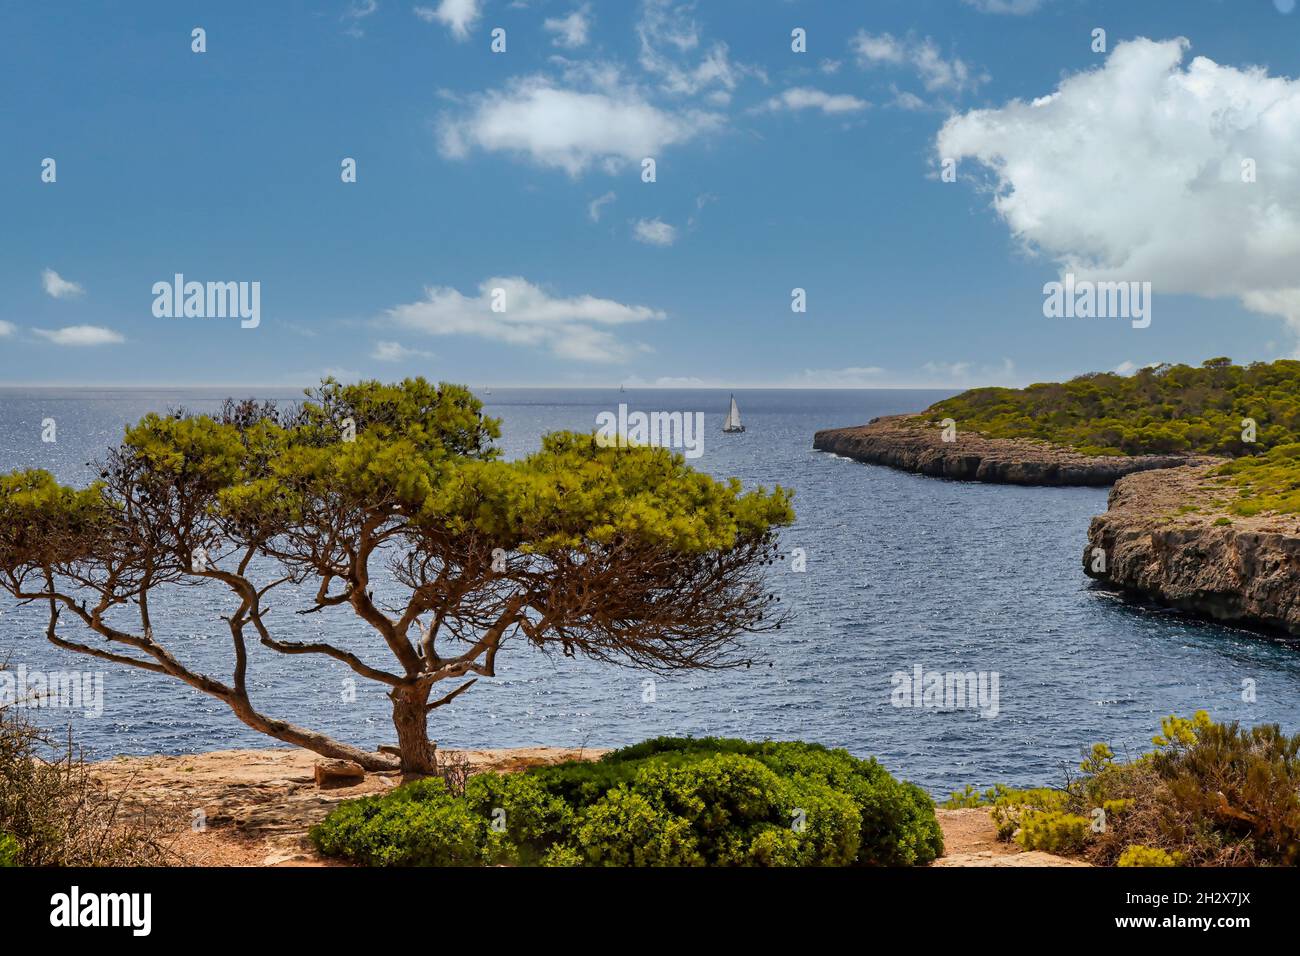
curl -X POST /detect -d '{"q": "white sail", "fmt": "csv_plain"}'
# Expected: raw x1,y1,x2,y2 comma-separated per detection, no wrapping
723,394,744,431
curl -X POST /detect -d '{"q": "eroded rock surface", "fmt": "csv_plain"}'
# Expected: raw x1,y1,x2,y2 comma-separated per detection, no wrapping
1083,464,1300,635
814,415,1217,486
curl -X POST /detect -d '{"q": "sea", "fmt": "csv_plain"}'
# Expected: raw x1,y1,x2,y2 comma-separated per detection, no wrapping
3,386,1300,798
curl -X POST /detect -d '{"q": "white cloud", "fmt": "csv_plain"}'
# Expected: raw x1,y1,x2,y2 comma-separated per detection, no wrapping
632,218,677,246
623,374,713,387
413,0,480,41
0,321,15,337
852,32,906,67
42,268,84,299
371,340,435,361
962,0,1044,13
637,0,700,55
920,358,1016,383
636,0,759,104
646,375,709,387
342,0,379,37
386,276,665,362
922,360,973,379
34,325,123,346
544,5,591,49
588,190,616,222
891,89,929,111
789,366,884,386
438,75,722,175
937,37,1300,335
760,87,869,115
851,31,985,94
819,59,842,75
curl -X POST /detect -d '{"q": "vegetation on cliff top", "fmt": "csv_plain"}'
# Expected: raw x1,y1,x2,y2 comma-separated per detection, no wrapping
1215,442,1300,516
311,737,943,867
944,712,1300,866
926,357,1300,458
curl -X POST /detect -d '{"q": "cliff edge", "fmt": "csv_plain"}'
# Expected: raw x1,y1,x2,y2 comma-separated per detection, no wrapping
1083,463,1300,635
813,414,1218,487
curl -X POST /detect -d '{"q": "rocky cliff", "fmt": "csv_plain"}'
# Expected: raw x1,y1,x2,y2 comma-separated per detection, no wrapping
1083,464,1300,635
813,415,1217,486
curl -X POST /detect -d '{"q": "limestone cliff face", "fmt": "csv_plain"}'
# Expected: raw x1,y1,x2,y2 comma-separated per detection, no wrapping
1083,465,1300,634
813,415,1216,487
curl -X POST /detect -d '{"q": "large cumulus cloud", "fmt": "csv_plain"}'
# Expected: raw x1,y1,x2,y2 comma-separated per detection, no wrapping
938,38,1300,332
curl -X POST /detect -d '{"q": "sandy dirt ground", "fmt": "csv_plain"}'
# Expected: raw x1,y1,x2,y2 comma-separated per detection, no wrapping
91,746,607,866
933,808,1089,867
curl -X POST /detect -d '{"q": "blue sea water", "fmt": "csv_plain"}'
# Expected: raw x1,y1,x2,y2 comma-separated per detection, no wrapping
3,386,1300,798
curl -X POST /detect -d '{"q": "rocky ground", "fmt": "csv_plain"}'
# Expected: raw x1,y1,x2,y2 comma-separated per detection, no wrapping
1084,463,1300,635
91,746,606,866
814,415,1218,486
90,747,1083,867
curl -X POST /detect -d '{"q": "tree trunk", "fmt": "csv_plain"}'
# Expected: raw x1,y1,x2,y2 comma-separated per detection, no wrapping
391,687,437,775
227,697,398,772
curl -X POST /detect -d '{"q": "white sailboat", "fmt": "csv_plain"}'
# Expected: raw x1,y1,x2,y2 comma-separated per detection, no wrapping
722,393,745,433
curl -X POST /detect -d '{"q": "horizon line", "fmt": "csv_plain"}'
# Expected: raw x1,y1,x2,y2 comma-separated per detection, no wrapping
0,382,985,392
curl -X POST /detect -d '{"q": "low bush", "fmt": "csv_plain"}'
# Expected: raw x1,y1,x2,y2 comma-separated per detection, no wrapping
311,737,942,867
309,776,508,867
1118,845,1181,867
0,832,18,867
986,787,1072,841
945,711,1300,866
0,703,178,866
1217,443,1300,515
1015,810,1089,854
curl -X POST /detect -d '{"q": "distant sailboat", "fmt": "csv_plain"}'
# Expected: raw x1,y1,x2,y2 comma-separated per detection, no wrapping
722,394,745,433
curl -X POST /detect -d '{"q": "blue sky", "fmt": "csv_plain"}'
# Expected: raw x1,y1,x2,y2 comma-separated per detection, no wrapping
5,0,1300,388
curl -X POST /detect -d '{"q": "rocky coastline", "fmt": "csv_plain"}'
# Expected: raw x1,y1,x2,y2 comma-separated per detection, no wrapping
814,413,1300,635
813,414,1219,487
1083,464,1300,636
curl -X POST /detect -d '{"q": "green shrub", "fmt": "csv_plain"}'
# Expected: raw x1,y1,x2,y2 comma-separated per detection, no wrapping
1146,716,1300,865
463,771,574,864
923,357,1300,463
539,843,584,867
573,783,703,866
1118,845,1181,867
309,776,506,867
961,711,1300,866
573,754,862,867
1015,810,1089,854
603,737,943,865
0,832,19,867
942,784,992,809
987,787,1071,841
311,737,942,867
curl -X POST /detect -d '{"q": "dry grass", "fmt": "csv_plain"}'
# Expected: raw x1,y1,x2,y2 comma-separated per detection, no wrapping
0,704,185,866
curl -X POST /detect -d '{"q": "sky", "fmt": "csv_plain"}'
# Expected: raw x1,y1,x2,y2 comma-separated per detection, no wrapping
5,0,1300,388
